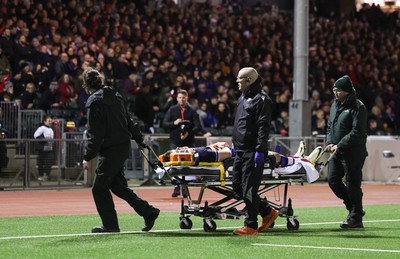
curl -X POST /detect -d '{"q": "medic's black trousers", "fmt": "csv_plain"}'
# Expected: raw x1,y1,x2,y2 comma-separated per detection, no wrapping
92,142,156,230
232,151,271,230
327,150,366,220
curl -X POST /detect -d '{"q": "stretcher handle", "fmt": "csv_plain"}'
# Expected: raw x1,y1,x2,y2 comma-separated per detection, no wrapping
139,143,164,169
317,149,337,174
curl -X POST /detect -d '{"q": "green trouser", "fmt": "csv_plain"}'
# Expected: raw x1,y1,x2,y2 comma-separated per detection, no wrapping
92,142,155,229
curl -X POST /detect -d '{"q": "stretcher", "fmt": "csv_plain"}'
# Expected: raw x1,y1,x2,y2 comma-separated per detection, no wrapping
151,143,326,232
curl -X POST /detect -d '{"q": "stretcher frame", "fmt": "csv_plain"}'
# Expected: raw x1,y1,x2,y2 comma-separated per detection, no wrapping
166,159,306,232
143,144,330,232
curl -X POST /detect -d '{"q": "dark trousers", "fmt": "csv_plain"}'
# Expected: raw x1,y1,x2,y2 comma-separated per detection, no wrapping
37,150,54,176
231,151,269,230
327,150,366,219
92,142,155,229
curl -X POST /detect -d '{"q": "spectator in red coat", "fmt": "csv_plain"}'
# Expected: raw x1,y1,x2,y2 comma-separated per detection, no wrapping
58,74,78,108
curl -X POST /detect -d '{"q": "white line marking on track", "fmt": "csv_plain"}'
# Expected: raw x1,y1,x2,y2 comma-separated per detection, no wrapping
251,243,400,253
0,219,399,241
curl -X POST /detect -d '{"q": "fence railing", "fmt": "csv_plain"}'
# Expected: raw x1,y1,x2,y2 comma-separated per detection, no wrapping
0,134,328,190
0,139,155,190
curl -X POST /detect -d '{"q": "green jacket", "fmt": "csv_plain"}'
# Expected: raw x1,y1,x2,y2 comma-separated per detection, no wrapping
326,93,367,152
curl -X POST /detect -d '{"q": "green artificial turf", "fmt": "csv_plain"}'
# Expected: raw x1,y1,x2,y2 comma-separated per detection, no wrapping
0,204,399,258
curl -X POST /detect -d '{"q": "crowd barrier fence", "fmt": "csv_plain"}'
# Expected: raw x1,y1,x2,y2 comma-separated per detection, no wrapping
0,135,398,190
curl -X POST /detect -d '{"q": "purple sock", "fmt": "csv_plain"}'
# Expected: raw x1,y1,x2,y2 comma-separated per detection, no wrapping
280,156,294,167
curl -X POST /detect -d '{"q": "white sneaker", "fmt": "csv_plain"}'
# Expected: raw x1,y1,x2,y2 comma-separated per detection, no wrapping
38,174,48,181
306,146,324,164
294,141,305,157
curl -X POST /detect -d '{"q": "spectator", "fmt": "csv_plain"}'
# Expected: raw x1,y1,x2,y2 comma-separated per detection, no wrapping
32,64,51,94
312,109,327,135
135,84,155,133
0,47,11,72
0,127,8,173
39,81,62,111
368,105,384,135
0,28,17,71
163,89,202,197
19,82,38,109
54,52,70,81
113,52,134,96
58,74,78,109
13,34,33,70
12,62,34,97
213,101,230,129
198,101,217,129
275,110,289,136
0,1,399,138
34,116,54,181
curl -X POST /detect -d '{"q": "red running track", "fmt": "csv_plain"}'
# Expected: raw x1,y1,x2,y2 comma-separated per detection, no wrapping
0,183,399,217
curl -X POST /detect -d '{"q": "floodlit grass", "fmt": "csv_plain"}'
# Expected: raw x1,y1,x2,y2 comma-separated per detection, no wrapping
0,204,399,258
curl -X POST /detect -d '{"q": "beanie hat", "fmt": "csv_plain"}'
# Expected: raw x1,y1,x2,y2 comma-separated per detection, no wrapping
333,75,355,93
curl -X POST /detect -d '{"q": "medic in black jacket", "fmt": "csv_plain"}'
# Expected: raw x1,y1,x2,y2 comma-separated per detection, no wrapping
231,67,278,236
82,67,160,233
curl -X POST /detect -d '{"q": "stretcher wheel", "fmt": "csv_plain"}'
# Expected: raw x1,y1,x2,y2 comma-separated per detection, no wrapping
286,218,299,230
179,217,193,230
203,219,217,232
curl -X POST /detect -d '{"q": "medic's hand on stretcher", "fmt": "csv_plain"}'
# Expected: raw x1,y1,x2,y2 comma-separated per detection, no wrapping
137,142,148,150
325,144,338,153
254,151,264,168
230,144,236,157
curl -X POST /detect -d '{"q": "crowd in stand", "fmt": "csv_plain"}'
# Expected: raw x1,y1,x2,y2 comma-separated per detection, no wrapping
0,0,399,136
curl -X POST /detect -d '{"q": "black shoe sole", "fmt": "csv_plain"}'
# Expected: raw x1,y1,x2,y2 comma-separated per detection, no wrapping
91,226,120,233
340,222,364,229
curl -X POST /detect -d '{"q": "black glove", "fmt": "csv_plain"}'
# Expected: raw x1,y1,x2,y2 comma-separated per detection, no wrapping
138,142,147,150
131,123,144,144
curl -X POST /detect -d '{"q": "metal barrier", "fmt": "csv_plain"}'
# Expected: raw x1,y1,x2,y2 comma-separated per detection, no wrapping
19,110,45,139
0,136,158,189
0,102,66,140
270,135,326,155
0,134,330,190
0,101,20,139
0,138,85,189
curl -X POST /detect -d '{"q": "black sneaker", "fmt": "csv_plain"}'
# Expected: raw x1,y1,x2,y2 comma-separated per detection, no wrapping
172,187,180,197
142,208,160,232
340,218,364,229
91,226,120,233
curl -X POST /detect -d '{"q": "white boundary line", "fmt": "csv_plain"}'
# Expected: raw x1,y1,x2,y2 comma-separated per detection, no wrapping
251,243,400,253
0,219,399,241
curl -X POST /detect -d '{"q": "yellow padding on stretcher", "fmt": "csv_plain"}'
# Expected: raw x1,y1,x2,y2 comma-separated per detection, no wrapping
165,161,226,186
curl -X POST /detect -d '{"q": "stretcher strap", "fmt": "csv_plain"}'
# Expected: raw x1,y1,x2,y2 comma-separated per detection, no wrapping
165,161,221,167
164,161,226,185
219,162,225,186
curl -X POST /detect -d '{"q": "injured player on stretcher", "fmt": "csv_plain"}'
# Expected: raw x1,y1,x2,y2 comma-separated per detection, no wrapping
158,141,323,183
